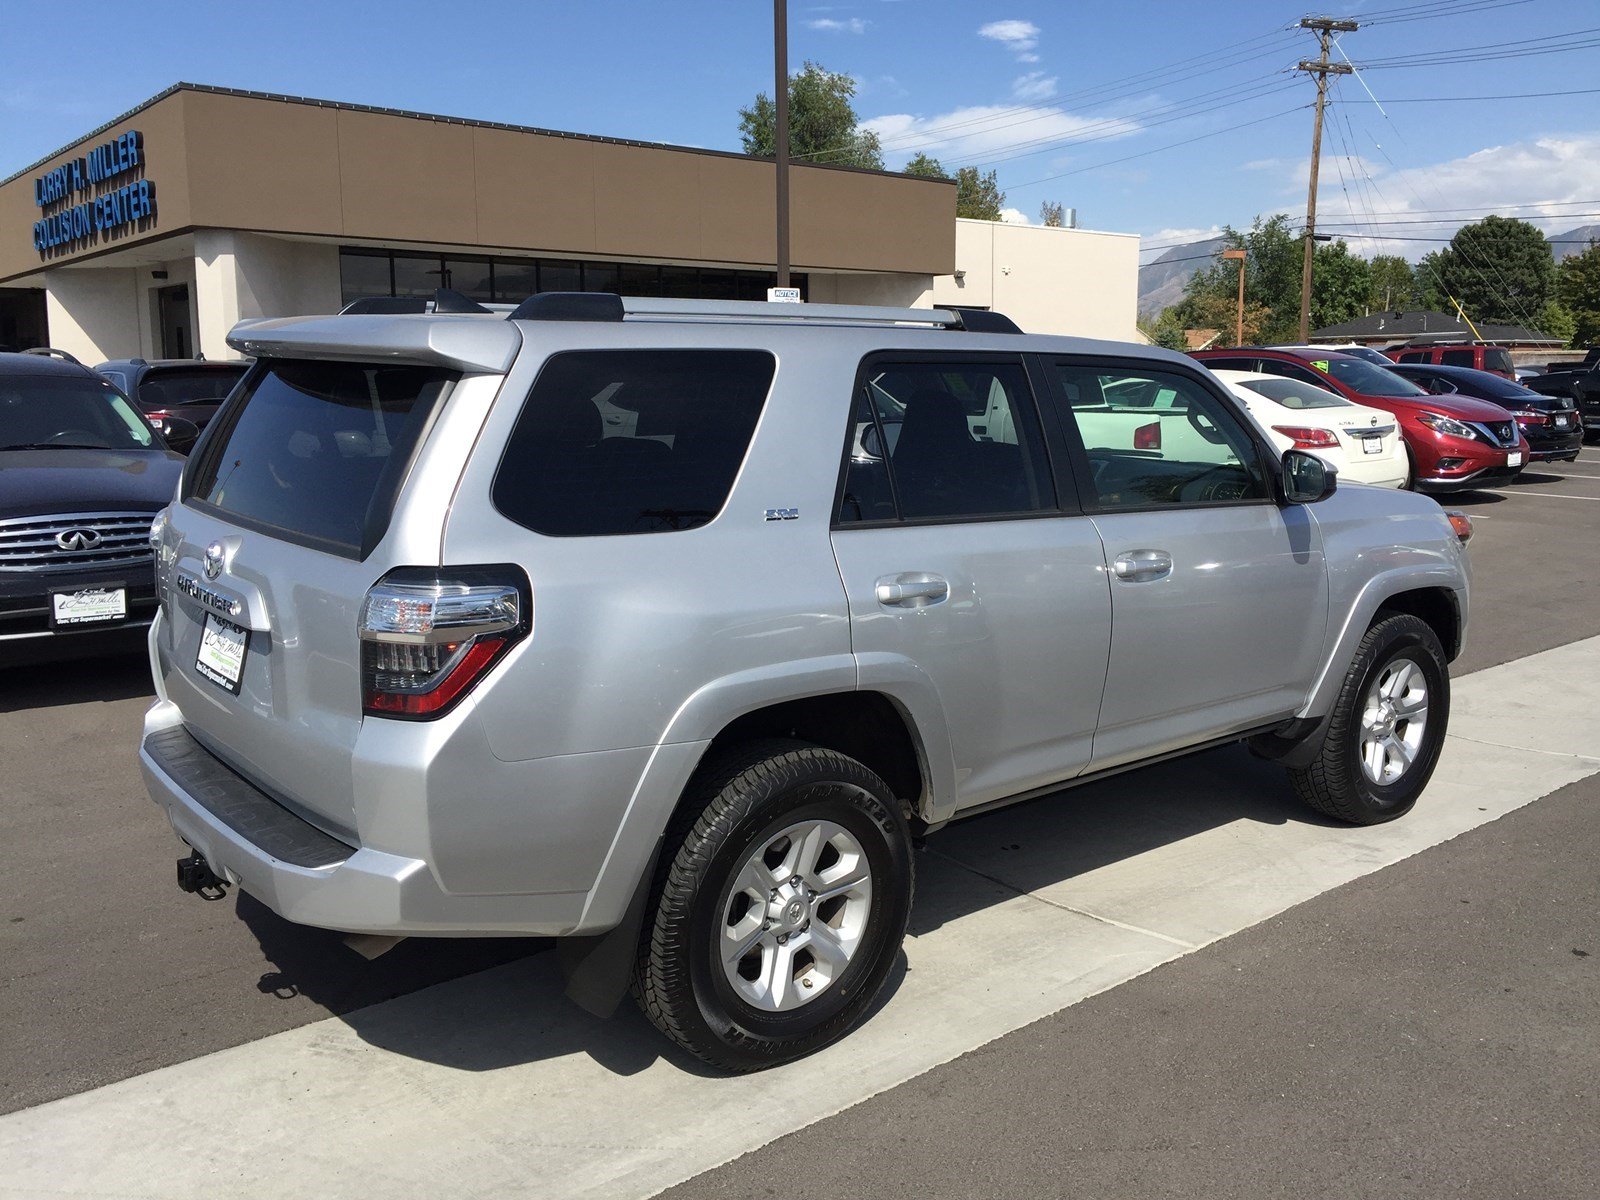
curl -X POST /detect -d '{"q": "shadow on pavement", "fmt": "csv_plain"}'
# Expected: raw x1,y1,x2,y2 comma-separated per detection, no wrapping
1439,490,1507,508
0,647,152,712
227,742,1305,1077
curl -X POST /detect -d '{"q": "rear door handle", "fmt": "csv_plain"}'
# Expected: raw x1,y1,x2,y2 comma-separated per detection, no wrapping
875,573,950,608
1113,550,1173,582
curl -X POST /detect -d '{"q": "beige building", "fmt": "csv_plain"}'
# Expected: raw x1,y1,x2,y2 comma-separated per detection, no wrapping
0,83,1139,362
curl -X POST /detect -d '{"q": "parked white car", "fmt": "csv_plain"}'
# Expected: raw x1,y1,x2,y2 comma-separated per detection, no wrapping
1211,369,1409,488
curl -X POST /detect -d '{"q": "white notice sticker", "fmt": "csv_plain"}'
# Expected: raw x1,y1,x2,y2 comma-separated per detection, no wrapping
50,586,127,627
195,613,248,694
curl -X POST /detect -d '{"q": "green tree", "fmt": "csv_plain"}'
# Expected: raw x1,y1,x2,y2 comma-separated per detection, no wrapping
1310,240,1372,330
1176,214,1302,343
1366,254,1419,312
1415,249,1454,312
1557,241,1600,346
738,61,884,170
955,167,1005,220
1537,300,1577,348
1040,200,1066,227
1139,307,1189,351
902,152,946,179
1425,215,1555,326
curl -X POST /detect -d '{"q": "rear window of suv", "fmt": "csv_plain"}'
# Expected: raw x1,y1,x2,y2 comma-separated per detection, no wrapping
492,350,775,536
139,366,248,407
185,359,454,557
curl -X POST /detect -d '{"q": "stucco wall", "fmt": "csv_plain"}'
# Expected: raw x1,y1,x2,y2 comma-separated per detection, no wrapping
41,268,142,362
194,231,340,358
935,219,1140,341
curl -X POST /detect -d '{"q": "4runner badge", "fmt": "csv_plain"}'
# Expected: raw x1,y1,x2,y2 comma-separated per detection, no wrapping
764,507,799,521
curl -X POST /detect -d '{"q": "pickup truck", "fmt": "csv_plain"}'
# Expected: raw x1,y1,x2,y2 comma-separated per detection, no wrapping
1526,347,1600,437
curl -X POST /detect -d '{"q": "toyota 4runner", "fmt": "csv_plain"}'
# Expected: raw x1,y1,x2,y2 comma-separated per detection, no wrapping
140,294,1470,1070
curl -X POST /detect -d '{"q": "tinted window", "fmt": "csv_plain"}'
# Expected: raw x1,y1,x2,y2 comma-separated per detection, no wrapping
1399,351,1427,363
1055,365,1268,508
1238,378,1347,409
139,367,247,408
0,374,154,451
186,360,452,556
1484,347,1514,374
1441,348,1474,367
837,361,1054,522
1316,357,1428,396
493,350,774,537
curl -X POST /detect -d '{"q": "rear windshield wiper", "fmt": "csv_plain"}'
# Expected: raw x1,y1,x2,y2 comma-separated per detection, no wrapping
0,441,114,451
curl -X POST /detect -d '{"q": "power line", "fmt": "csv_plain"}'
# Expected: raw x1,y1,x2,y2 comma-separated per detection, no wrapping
1331,87,1600,102
1360,0,1538,26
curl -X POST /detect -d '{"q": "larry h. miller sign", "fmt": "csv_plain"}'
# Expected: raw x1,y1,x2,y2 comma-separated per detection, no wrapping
32,130,156,255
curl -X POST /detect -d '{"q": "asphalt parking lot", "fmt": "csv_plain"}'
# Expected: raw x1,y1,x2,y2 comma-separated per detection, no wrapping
2,458,1597,1196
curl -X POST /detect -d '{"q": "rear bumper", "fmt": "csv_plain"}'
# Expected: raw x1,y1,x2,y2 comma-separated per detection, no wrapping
139,701,592,937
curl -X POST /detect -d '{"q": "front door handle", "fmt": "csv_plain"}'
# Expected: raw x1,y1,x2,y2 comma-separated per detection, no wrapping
1113,550,1173,582
875,573,950,608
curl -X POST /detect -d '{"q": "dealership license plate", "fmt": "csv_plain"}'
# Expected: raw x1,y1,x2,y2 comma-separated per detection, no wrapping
1554,415,1571,428
49,585,127,627
1507,451,1523,467
1362,437,1383,455
195,613,248,694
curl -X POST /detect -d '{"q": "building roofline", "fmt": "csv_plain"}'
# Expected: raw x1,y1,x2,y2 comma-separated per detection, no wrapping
2,81,959,191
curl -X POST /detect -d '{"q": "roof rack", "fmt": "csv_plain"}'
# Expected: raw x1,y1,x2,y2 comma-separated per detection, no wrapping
506,292,1022,334
21,346,83,365
338,289,514,316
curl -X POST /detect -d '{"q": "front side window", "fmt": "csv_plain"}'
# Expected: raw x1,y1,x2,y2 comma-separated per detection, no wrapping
493,350,774,536
0,374,154,451
837,360,1054,523
186,360,453,556
1054,364,1268,508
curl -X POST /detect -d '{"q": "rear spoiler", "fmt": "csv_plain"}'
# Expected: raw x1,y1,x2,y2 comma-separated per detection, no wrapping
227,314,521,373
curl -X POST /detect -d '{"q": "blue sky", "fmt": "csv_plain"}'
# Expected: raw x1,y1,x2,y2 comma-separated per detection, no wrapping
3,0,1597,261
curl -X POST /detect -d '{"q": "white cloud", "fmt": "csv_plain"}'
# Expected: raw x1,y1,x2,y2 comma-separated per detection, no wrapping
806,16,868,32
979,19,1040,60
999,207,1032,225
1141,225,1225,257
1011,71,1057,102
864,104,1140,165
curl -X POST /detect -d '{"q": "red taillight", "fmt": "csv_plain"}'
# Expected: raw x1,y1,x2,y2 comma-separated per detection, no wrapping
1133,420,1161,450
1271,425,1339,449
359,568,528,720
145,409,173,433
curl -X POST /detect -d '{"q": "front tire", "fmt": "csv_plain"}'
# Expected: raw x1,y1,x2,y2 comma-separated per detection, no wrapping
1289,614,1449,825
634,740,914,1071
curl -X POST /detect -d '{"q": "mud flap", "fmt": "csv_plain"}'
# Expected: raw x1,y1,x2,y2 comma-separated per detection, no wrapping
559,839,662,1019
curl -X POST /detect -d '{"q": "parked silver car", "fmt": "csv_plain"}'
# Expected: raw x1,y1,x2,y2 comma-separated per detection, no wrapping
140,295,1470,1070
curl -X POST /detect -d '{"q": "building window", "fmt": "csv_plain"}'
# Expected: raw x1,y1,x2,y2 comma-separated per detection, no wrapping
340,250,806,307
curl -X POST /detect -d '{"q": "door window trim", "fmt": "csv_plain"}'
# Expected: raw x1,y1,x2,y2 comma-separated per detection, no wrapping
1037,353,1284,515
830,349,1082,530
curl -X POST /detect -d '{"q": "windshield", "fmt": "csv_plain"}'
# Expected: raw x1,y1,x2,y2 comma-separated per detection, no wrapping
1314,357,1428,397
0,374,156,450
1239,378,1348,409
138,366,247,408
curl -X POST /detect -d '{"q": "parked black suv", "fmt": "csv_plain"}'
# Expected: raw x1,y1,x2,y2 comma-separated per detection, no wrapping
0,353,188,665
93,357,248,435
1523,348,1600,440
1387,362,1582,462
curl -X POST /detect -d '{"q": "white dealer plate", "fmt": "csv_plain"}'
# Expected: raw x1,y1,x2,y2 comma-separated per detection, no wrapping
1362,437,1383,454
195,613,248,694
49,586,127,627
1507,451,1523,467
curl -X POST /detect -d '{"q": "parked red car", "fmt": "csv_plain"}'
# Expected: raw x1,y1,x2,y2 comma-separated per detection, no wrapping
1385,341,1516,381
1192,348,1529,493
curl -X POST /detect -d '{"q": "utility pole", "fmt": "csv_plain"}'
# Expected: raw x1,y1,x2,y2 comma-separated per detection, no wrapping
1222,248,1246,346
774,0,790,290
1296,17,1356,342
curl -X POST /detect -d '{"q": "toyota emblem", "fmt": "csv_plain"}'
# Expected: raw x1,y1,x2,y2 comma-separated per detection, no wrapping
55,528,103,552
203,541,225,580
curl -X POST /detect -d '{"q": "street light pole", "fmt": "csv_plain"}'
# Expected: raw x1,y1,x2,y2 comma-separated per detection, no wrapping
774,0,790,289
1222,248,1246,346
1296,17,1356,342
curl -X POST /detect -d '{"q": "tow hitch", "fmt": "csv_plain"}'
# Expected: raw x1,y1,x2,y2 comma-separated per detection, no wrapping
176,852,229,900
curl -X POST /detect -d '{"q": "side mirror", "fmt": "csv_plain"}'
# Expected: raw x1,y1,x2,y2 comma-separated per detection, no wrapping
1282,449,1336,503
162,417,200,455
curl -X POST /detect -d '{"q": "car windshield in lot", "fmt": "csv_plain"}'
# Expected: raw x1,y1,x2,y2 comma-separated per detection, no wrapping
1319,357,1429,397
0,374,156,451
1239,378,1348,409
138,367,247,407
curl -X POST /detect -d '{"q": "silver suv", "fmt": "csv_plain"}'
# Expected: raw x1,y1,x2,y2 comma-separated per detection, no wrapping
140,294,1470,1070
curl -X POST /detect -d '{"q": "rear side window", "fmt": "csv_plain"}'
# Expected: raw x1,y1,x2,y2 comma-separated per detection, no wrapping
185,359,453,557
1441,349,1474,367
837,360,1055,523
1399,351,1427,363
492,350,774,536
1484,347,1514,374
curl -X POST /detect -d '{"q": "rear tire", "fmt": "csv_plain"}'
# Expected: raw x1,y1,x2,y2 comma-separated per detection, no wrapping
634,740,914,1072
1289,614,1449,825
